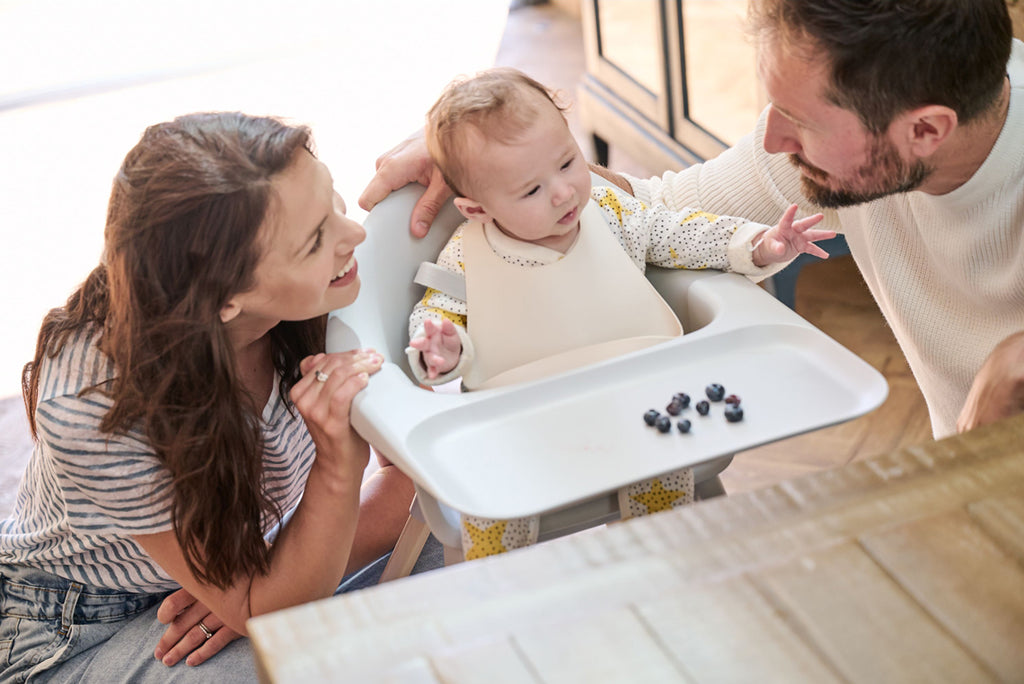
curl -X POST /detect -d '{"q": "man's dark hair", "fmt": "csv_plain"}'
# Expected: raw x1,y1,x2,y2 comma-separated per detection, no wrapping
750,0,1013,132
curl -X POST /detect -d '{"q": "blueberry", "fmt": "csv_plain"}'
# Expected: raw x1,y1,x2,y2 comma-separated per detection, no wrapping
655,415,672,433
724,394,741,406
677,419,692,433
672,392,691,409
643,409,660,426
724,405,744,423
665,399,684,416
705,383,726,402
696,400,710,416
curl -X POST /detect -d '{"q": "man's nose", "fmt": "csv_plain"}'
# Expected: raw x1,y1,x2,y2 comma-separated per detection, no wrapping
763,106,801,155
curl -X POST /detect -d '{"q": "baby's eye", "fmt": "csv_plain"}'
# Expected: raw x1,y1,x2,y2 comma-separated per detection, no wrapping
560,158,573,171
524,185,540,198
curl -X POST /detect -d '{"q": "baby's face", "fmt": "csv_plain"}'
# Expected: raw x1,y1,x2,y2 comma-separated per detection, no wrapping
462,99,591,253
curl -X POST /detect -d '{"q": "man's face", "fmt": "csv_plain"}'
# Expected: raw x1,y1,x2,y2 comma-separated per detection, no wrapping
758,39,929,208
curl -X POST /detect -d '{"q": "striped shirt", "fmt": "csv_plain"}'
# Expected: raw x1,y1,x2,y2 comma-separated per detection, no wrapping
0,326,315,593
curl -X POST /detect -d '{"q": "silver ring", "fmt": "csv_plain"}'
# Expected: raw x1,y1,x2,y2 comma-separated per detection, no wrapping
315,370,330,383
198,620,214,640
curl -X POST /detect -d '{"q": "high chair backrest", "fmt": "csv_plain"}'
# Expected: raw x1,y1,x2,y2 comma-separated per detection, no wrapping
331,183,467,374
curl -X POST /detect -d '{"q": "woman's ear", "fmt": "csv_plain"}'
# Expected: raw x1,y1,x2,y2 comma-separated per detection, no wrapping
453,197,492,224
220,299,242,324
900,105,958,159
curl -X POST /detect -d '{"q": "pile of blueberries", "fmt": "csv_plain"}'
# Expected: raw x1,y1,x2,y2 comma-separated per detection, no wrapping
643,383,743,434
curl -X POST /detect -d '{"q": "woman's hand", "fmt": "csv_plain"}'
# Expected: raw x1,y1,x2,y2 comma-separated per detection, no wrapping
154,589,241,667
358,129,453,238
289,350,384,482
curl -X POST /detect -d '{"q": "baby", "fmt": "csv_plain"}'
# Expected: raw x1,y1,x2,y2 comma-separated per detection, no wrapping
407,67,831,558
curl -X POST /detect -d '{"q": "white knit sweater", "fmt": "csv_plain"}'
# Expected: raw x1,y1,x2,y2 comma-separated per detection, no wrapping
627,40,1024,438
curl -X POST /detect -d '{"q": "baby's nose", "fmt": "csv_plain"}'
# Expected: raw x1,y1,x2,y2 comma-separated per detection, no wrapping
552,181,574,204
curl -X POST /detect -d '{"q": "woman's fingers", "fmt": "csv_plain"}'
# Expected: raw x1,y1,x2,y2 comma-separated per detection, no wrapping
308,352,380,406
298,353,327,378
156,611,239,667
290,351,380,472
156,587,196,625
183,618,241,667
154,590,206,658
155,602,215,665
291,351,382,405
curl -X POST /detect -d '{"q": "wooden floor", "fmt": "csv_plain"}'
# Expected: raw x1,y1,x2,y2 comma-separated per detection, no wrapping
496,4,933,494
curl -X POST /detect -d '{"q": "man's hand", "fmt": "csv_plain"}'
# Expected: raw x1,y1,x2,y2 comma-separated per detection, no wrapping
957,331,1024,433
408,318,462,379
358,130,453,237
154,589,242,667
751,203,833,266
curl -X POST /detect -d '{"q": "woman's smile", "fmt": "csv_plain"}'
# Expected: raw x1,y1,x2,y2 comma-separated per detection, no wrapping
330,255,358,287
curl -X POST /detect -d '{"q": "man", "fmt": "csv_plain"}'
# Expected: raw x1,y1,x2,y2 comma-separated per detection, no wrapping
359,0,1024,439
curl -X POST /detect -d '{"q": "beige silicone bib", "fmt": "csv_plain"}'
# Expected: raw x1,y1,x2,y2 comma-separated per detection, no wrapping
461,200,682,390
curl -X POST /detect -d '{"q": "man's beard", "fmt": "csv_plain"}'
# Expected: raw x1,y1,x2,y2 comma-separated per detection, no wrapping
791,134,931,209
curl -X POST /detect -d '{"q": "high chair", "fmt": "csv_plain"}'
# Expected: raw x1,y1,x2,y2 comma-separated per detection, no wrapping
328,176,888,578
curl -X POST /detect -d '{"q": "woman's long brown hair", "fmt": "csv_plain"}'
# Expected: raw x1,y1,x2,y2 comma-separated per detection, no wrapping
22,112,326,589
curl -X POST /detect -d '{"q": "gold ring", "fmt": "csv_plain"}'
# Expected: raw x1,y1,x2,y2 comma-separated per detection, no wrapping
198,620,214,640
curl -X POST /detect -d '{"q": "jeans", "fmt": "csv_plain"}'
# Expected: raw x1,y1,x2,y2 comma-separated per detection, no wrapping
0,535,443,682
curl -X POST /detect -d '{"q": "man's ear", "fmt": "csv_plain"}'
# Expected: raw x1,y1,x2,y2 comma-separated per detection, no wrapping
220,299,242,324
453,197,492,224
900,105,958,158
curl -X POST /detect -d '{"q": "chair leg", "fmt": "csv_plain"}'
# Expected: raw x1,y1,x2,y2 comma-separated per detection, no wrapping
378,514,431,583
442,543,464,566
695,474,727,500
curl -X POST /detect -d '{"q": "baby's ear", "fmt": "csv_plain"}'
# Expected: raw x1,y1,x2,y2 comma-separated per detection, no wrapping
453,197,491,223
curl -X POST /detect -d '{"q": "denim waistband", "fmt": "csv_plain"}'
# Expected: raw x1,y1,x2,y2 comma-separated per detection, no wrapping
0,563,166,624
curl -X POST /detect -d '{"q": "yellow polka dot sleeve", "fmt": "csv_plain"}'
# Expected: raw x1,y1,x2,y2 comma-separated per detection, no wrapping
589,184,779,278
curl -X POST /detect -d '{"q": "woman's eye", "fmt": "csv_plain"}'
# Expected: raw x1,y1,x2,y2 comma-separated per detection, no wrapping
309,227,324,255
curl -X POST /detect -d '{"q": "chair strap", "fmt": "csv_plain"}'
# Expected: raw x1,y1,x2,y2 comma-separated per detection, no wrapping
414,262,467,301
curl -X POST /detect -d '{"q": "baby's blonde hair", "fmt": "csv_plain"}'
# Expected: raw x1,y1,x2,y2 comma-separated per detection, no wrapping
426,66,568,197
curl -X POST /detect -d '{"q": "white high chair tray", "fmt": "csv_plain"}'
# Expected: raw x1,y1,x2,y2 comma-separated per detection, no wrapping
402,323,879,520
328,182,887,521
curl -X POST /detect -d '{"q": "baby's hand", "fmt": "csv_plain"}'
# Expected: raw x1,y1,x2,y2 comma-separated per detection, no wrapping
409,318,462,379
751,204,834,266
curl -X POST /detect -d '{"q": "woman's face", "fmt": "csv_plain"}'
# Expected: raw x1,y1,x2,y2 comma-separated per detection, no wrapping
226,150,366,335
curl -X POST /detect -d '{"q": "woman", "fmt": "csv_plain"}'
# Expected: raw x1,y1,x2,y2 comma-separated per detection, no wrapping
0,112,437,681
